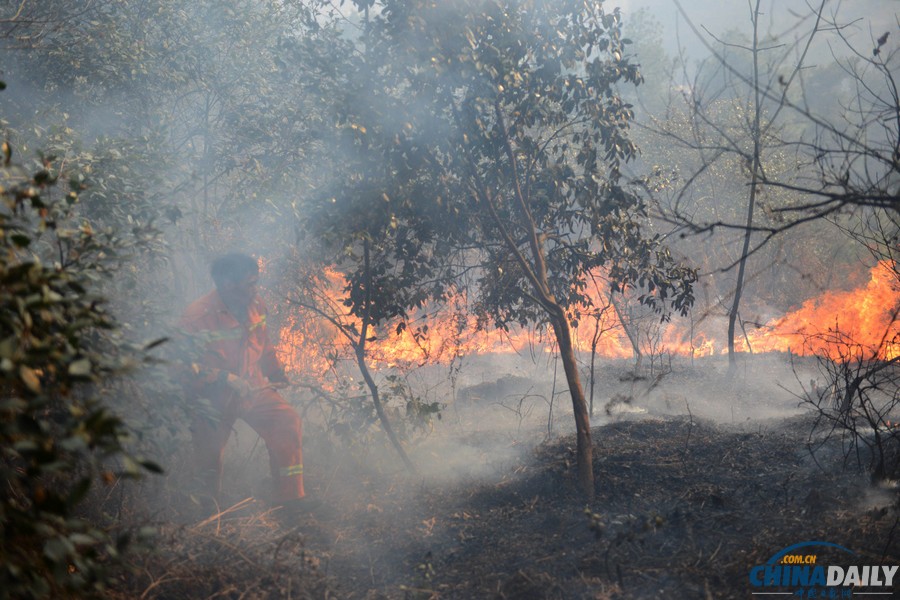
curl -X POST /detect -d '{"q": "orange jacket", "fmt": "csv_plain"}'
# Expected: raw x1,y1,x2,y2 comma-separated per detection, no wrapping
178,290,285,396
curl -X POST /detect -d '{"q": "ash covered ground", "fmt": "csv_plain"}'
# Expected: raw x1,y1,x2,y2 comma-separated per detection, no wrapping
114,353,900,599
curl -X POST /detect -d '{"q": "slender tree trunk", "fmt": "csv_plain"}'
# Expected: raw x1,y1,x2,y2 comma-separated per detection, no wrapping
728,168,759,369
549,307,595,500
353,344,417,473
610,292,642,370
728,0,763,373
359,239,417,473
589,319,599,417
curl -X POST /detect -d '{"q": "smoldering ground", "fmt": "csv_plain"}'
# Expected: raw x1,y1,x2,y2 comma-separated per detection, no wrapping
110,348,896,599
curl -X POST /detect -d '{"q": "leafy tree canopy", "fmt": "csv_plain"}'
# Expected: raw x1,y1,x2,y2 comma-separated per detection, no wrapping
308,0,696,331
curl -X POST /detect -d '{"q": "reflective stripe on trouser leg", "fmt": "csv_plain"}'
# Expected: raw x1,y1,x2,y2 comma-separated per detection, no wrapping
275,464,305,503
274,462,305,501
240,388,305,502
279,464,303,477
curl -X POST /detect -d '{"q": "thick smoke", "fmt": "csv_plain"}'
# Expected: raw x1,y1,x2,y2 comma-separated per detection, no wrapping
3,2,896,596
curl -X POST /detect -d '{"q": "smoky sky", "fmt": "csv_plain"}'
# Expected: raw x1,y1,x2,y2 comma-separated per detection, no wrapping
617,0,896,59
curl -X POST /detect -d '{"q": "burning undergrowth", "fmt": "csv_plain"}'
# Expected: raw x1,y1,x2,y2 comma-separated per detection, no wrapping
274,261,900,380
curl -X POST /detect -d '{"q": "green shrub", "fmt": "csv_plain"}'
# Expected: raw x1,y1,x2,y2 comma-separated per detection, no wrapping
0,129,158,598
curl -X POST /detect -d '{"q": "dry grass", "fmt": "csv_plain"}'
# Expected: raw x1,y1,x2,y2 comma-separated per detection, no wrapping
108,498,333,599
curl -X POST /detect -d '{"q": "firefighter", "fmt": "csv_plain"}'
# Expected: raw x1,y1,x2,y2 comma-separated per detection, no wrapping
179,253,313,514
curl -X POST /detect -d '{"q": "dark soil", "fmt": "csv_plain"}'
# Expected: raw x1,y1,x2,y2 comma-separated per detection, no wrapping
310,415,899,599
114,355,900,599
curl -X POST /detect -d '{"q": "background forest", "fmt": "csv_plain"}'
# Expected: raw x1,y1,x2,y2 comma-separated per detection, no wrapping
1,0,897,597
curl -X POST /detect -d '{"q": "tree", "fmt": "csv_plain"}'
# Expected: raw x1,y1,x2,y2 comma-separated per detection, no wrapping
642,0,875,367
656,0,898,233
307,0,696,497
0,107,160,598
620,8,680,117
724,2,767,372
744,3,899,225
644,0,900,483
285,241,421,473
1,0,346,269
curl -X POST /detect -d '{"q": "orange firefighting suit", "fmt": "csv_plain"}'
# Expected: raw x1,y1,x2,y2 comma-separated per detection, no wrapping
179,290,305,503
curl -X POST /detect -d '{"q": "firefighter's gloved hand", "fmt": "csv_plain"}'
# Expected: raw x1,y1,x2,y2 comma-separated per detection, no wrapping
224,373,255,398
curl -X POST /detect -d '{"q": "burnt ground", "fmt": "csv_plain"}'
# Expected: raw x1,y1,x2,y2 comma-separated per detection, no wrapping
113,355,900,599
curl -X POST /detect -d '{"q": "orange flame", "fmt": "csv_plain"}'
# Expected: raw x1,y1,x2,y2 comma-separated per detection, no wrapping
741,260,899,360
276,261,899,376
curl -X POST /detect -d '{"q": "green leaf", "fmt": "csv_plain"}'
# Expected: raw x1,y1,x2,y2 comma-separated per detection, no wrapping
10,234,31,247
60,435,88,452
68,533,96,546
0,336,16,359
43,537,74,563
19,365,41,393
143,337,169,350
68,358,92,377
139,458,164,474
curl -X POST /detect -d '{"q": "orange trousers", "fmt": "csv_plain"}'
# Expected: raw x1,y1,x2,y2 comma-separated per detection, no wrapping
191,389,305,503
